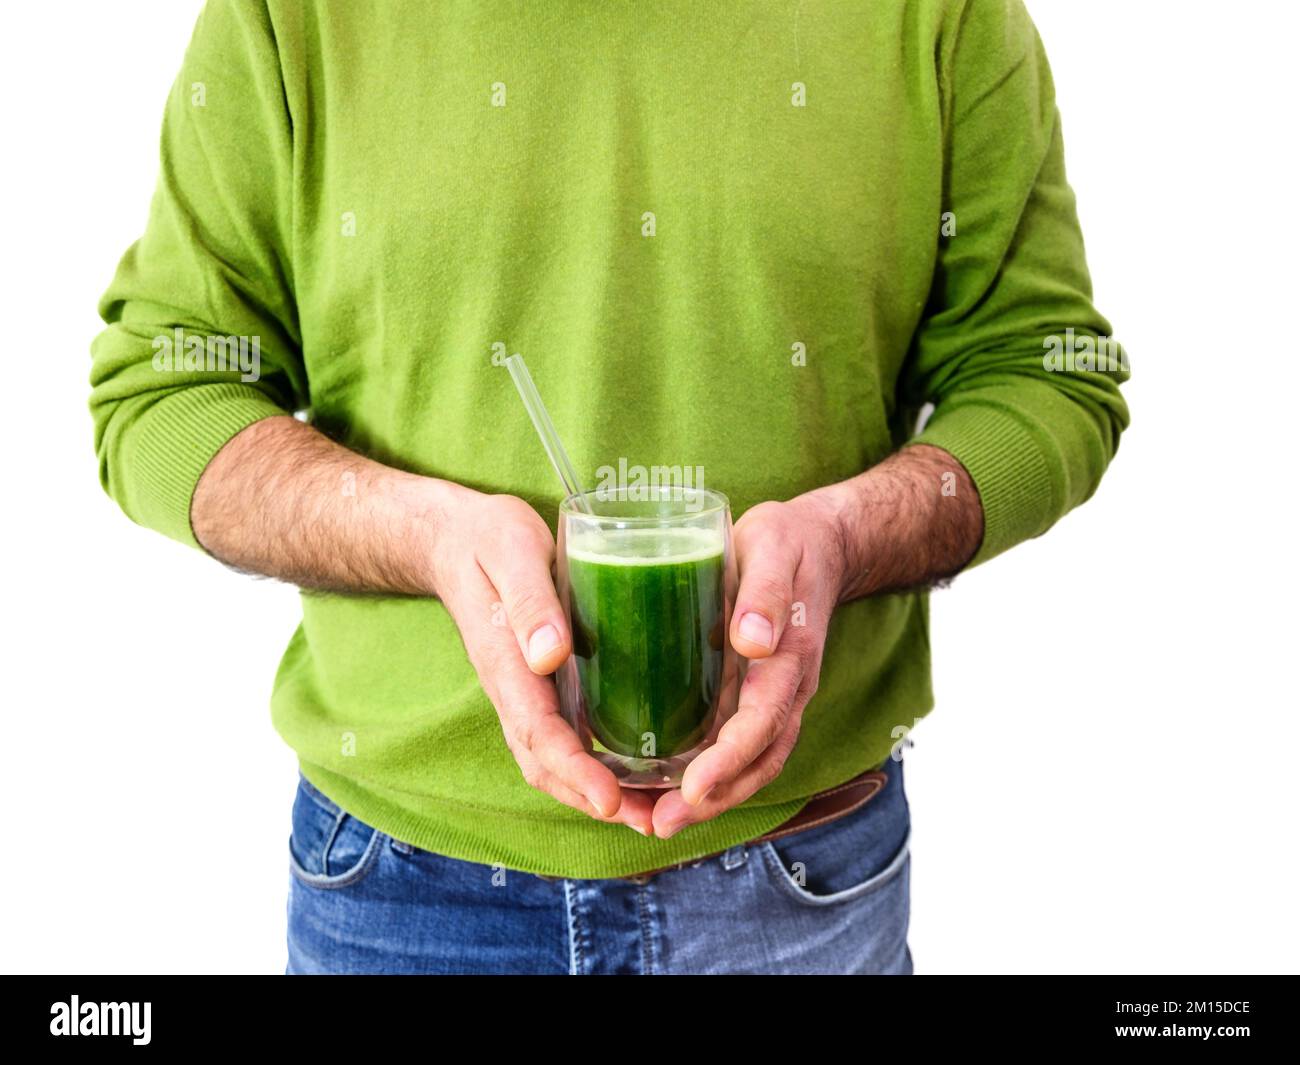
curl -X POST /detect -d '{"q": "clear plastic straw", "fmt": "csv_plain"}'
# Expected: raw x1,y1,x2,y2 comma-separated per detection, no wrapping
505,354,593,513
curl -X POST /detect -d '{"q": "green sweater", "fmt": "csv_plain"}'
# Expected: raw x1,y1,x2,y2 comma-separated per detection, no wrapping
90,0,1128,877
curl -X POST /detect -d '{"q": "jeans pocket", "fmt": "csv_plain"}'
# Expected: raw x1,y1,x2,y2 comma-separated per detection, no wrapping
761,830,910,907
760,772,911,906
289,775,385,890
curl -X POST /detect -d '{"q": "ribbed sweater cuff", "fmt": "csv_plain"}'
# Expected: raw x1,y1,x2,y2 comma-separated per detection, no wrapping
129,384,288,548
911,403,1057,568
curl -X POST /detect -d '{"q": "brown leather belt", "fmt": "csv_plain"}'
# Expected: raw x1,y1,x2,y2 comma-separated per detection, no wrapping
617,765,890,882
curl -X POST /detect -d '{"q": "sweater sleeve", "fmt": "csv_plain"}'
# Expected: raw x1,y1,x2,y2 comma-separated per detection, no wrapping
89,0,304,549
903,0,1131,567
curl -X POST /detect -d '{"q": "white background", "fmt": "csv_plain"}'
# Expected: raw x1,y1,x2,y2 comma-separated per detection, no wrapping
2,2,1295,974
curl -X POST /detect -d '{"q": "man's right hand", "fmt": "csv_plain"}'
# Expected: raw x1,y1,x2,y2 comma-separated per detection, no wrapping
193,416,653,834
426,485,655,835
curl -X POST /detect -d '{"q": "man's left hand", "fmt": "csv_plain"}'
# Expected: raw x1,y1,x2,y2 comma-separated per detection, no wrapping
651,490,848,839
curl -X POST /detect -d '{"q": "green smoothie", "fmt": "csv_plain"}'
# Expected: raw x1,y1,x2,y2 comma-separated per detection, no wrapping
566,526,725,759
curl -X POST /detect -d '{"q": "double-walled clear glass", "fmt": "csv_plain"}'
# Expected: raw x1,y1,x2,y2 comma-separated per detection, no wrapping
556,486,743,787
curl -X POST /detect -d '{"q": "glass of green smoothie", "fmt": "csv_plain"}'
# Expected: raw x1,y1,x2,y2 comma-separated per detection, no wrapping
555,485,743,788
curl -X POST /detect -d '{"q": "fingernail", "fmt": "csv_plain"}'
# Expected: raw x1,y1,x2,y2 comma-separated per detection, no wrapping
527,624,561,663
659,823,682,840
738,612,773,650
685,784,714,807
629,824,652,837
590,794,618,818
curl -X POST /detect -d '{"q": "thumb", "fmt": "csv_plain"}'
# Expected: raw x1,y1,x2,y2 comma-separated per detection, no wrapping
487,548,573,674
730,537,798,659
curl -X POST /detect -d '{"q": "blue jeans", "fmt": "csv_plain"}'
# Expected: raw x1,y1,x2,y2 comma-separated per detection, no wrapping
286,761,912,975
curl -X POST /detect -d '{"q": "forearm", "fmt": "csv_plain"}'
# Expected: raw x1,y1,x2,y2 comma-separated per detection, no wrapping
192,415,458,595
816,444,985,601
